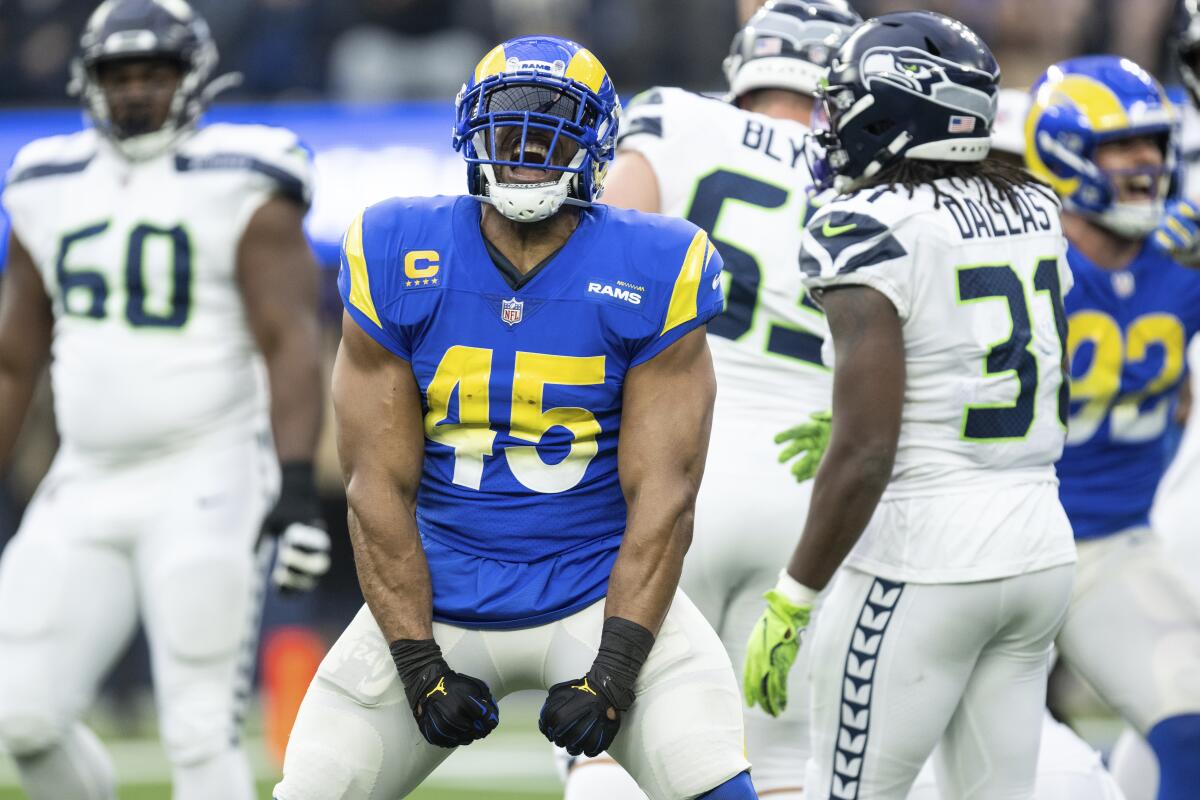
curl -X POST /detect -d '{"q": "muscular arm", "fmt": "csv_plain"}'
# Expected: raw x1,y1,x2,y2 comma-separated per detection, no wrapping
599,150,661,214
237,196,323,463
787,286,904,590
0,233,52,467
333,313,433,640
608,326,716,634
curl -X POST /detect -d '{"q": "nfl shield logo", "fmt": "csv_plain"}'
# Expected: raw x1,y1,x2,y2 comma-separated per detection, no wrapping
501,297,524,326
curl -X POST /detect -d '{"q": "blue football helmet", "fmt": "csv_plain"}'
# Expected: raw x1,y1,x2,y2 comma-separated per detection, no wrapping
453,36,620,223
1026,55,1178,238
723,0,862,100
69,0,231,160
812,11,998,188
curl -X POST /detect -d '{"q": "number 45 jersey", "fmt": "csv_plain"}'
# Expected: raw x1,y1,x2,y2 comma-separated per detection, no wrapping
2,125,312,460
338,196,724,629
801,179,1077,582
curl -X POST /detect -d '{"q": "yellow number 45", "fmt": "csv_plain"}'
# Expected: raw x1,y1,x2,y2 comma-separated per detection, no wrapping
424,346,606,494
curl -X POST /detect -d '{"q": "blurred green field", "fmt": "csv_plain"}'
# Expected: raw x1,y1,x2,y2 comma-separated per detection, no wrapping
0,787,561,799
0,693,563,800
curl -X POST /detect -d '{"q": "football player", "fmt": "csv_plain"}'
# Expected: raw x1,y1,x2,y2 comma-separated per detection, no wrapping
0,1,327,798
1110,6,1200,796
1024,55,1200,800
744,12,1077,798
273,35,758,800
558,3,859,799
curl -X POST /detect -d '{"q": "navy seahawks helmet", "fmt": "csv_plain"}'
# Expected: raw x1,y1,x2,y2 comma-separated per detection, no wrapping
69,0,230,159
723,0,862,99
814,11,999,186
1177,0,1200,106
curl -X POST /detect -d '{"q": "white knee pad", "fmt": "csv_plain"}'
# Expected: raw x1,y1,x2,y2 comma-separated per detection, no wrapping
0,708,64,757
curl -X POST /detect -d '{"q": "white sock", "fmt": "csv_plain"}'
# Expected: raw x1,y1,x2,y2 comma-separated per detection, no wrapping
171,746,256,800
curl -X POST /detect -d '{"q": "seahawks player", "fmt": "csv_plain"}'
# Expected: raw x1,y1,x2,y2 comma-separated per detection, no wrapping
274,36,757,800
558,3,858,799
0,1,327,799
1024,56,1200,800
743,13,1077,798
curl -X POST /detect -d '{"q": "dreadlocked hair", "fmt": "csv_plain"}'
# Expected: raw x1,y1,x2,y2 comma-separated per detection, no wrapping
849,156,1056,210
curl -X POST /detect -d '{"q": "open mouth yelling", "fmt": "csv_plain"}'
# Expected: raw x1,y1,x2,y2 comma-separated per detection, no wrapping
495,130,569,184
1116,172,1158,204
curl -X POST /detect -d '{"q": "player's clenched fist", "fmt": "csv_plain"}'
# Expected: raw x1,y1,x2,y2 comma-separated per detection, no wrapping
743,571,816,717
539,617,655,757
390,639,499,748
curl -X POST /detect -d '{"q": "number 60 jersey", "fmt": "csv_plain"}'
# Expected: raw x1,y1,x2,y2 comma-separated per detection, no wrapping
339,196,724,629
2,124,312,459
801,179,1077,582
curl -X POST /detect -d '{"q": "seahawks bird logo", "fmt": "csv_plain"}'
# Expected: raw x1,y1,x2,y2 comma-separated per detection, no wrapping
858,46,995,119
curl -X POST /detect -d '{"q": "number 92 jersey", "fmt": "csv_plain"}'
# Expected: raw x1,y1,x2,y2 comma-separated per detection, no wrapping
617,87,829,419
800,179,1076,580
1058,242,1200,541
2,124,312,460
338,195,724,629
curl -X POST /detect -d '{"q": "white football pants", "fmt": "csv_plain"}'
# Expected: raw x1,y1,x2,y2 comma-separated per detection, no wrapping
559,400,816,799
0,434,274,800
275,591,750,800
806,565,1074,800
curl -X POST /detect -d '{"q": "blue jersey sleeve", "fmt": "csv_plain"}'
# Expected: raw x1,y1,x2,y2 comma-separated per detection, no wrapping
628,226,725,366
337,201,412,358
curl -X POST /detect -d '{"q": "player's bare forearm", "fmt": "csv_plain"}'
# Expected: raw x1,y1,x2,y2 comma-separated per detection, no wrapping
237,195,323,463
0,233,51,467
788,286,903,591
610,327,715,634
334,313,433,640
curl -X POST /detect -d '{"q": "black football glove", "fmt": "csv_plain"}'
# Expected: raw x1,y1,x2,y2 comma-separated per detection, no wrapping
391,639,499,748
539,617,654,757
261,462,330,593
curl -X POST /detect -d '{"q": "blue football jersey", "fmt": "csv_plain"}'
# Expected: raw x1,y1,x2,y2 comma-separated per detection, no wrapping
337,196,724,629
1059,241,1200,540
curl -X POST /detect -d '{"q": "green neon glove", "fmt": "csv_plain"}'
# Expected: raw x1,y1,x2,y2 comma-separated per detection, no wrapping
775,411,832,482
742,582,814,717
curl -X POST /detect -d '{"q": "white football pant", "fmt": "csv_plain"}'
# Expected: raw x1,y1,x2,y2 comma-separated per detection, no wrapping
0,434,274,800
275,591,749,800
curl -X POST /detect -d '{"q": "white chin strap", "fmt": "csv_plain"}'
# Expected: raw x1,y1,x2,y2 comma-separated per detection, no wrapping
1091,201,1164,240
473,132,589,223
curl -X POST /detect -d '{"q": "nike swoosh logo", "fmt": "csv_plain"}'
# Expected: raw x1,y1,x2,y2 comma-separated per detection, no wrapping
822,221,857,237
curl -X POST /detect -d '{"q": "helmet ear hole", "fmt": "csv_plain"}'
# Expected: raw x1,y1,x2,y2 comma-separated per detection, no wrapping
864,119,894,136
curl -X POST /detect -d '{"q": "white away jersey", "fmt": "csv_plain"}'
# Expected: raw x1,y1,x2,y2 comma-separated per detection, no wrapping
617,87,830,420
801,179,1076,581
2,123,313,461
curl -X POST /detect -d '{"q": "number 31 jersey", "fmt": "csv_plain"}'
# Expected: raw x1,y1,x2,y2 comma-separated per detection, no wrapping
2,125,312,461
338,196,724,629
617,87,829,420
801,179,1076,581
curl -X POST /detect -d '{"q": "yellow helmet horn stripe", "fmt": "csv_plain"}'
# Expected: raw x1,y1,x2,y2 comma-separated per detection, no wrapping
474,44,508,82
1025,74,1133,198
564,48,607,93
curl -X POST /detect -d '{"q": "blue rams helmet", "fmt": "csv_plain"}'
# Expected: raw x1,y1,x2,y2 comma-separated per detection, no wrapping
1026,56,1177,238
69,0,229,160
813,11,998,187
453,36,620,223
723,0,862,100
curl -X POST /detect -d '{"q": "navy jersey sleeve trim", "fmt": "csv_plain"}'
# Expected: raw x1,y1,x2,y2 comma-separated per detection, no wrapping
7,157,94,185
173,153,308,206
